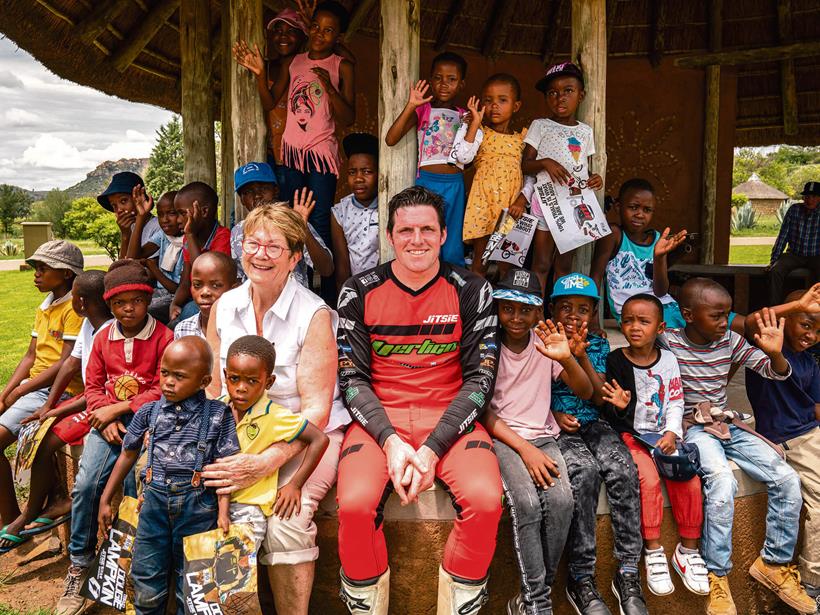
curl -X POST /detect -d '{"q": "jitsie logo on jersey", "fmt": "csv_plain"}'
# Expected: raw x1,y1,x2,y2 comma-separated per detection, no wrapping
372,339,458,356
422,314,458,324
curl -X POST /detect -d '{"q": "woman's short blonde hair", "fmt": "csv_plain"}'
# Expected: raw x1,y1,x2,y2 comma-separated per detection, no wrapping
242,203,306,255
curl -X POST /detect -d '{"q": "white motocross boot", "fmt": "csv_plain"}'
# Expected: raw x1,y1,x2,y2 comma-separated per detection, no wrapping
437,566,489,614
339,568,390,614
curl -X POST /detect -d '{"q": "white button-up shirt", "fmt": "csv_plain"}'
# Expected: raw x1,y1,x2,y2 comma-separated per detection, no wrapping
214,276,350,433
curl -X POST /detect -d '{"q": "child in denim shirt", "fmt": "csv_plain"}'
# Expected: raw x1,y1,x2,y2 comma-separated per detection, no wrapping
98,336,239,615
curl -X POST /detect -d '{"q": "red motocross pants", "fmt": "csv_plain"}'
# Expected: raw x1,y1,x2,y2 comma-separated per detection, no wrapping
336,421,503,582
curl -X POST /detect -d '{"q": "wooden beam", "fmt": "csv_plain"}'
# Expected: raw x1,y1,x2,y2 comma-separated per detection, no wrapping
675,40,820,68
112,0,180,73
648,0,666,67
435,0,465,51
180,0,216,185
541,0,565,66
571,0,606,276
701,0,722,265
228,0,267,218
75,0,131,44
220,0,235,225
482,0,518,58
378,0,420,262
778,0,798,136
347,0,378,38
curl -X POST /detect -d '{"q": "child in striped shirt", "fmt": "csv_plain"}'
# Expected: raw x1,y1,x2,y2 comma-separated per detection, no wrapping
663,277,815,615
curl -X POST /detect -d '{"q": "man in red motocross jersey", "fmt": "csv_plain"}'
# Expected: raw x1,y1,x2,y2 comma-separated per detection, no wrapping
336,186,503,615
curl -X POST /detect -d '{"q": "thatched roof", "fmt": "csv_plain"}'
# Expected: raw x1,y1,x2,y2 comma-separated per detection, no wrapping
733,173,789,200
2,0,819,146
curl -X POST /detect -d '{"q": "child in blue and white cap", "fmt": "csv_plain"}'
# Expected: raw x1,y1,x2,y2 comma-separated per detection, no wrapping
548,273,649,615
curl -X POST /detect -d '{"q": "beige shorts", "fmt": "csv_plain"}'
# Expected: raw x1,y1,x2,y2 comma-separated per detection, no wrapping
259,427,344,566
229,502,268,551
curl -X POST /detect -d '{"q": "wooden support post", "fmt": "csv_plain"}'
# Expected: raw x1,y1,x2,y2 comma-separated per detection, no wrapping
378,0,420,263
227,0,266,223
701,0,722,265
778,0,798,136
112,0,180,72
220,1,235,226
674,40,820,68
570,0,606,276
648,0,666,68
75,0,131,44
180,0,216,186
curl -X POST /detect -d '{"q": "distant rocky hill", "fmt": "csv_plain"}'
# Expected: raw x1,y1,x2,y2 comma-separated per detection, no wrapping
19,158,149,201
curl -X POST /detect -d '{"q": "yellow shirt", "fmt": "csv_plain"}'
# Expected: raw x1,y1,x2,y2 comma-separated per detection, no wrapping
222,395,308,516
30,292,84,395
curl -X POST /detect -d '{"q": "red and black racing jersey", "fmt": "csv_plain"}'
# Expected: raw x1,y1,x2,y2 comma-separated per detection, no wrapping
337,262,499,458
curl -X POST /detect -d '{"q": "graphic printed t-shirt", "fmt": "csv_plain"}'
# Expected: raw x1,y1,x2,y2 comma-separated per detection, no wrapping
331,194,379,275
552,334,609,425
221,394,308,515
416,104,464,168
31,292,84,395
745,347,820,443
490,330,563,440
605,347,685,438
523,118,595,187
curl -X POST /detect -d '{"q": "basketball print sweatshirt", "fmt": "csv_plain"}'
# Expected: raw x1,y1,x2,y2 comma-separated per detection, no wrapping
84,315,174,413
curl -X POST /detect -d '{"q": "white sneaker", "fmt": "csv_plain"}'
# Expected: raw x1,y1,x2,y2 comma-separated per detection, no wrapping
644,548,675,596
672,544,710,595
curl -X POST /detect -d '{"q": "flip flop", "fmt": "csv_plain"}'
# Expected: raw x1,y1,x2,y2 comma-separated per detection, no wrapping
19,514,71,537
0,530,31,554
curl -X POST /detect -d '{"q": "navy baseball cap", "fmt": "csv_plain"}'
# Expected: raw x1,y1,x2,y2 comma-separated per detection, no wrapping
801,181,820,196
97,172,144,211
535,62,585,93
492,268,543,306
550,273,599,302
234,162,277,193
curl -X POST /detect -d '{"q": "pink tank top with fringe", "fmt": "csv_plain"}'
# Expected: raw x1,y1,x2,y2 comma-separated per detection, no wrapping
280,52,343,176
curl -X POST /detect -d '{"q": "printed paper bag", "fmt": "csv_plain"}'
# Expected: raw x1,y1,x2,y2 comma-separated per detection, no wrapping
532,176,611,253
183,524,260,615
81,496,139,611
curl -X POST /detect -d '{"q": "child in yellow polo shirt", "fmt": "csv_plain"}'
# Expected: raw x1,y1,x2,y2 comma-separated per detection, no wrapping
0,240,84,538
221,335,329,549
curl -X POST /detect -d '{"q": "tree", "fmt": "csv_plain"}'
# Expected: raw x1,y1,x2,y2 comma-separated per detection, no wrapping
87,215,121,260
30,189,72,237
145,115,184,197
63,197,103,240
0,184,32,234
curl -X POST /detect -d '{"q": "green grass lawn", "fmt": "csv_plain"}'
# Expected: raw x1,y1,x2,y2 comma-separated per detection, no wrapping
0,239,106,260
0,271,46,383
729,214,781,238
728,244,771,264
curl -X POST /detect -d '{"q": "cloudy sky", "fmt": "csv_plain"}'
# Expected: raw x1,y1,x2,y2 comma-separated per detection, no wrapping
0,36,173,191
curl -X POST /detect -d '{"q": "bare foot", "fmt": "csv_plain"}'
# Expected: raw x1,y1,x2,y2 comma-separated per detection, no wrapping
23,497,72,531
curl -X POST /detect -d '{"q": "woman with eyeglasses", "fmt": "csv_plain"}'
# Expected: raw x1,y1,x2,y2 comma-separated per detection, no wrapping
202,203,349,610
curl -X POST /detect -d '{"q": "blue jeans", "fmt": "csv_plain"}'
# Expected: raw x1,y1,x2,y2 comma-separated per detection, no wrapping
496,436,574,615
69,424,137,567
685,424,803,575
130,479,218,615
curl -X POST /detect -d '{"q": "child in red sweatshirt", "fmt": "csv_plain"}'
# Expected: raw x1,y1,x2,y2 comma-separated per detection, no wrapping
54,260,174,615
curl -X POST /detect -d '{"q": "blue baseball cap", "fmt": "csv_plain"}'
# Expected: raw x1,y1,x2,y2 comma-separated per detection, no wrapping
234,162,276,193
550,273,599,302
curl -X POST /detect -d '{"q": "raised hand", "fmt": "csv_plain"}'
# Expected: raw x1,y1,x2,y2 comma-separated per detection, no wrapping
232,39,264,76
654,227,688,257
568,322,591,358
601,379,631,409
295,0,317,29
131,184,154,218
407,80,433,108
534,319,572,362
542,158,572,185
293,187,316,222
796,282,820,314
753,307,785,355
466,96,485,126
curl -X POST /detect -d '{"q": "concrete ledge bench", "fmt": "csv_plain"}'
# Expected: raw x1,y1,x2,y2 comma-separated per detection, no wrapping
309,462,778,614
670,263,812,313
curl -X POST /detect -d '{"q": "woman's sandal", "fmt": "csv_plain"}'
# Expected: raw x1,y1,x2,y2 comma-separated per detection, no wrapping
0,530,31,554
20,514,71,537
